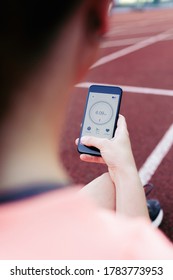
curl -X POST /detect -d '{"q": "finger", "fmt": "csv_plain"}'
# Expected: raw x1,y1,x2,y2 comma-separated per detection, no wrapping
113,114,129,138
117,114,127,129
75,138,79,145
80,154,105,164
81,136,107,150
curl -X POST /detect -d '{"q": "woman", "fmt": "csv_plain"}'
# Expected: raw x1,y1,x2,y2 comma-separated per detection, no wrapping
0,0,172,259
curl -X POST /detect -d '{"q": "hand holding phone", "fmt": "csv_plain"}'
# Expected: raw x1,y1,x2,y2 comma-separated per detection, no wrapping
77,84,123,156
78,114,138,185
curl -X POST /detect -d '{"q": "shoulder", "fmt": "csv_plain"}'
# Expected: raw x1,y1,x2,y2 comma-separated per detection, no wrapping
0,186,173,260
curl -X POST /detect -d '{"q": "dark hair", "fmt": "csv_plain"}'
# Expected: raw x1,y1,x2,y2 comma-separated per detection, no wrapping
0,1,84,119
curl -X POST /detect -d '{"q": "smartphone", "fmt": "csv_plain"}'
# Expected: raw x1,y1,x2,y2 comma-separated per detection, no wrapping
77,84,123,156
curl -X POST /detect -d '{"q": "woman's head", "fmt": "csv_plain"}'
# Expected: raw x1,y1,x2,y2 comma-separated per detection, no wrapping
0,0,111,189
0,0,110,119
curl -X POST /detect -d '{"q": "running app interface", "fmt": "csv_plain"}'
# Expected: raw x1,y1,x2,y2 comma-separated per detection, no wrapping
81,91,120,139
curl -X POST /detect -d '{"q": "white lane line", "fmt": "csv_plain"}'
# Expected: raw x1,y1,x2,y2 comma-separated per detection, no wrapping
107,25,173,36
101,37,149,48
92,29,173,68
76,82,173,97
101,35,173,48
139,124,173,185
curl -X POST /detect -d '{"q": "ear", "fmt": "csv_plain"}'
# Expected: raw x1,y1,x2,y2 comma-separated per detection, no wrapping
71,0,111,83
86,0,110,37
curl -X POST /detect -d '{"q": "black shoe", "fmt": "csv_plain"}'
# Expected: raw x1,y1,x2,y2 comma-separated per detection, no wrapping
144,183,163,227
147,199,163,227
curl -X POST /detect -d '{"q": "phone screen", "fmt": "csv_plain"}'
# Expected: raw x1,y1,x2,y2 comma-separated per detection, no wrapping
81,91,120,140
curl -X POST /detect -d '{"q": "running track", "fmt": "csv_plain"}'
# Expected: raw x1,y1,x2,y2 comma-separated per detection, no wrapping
60,8,173,241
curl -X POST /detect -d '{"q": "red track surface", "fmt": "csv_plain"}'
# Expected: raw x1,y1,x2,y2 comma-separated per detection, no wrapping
60,8,173,241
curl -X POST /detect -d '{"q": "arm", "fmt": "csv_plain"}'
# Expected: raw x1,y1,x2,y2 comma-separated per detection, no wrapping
79,115,149,220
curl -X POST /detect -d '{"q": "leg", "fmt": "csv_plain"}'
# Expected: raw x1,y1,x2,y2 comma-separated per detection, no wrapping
80,172,116,211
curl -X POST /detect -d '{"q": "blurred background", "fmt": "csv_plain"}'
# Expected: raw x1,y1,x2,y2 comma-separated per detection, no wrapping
114,0,173,9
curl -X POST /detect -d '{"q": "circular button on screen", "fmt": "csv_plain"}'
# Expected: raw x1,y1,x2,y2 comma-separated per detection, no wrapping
89,101,113,125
